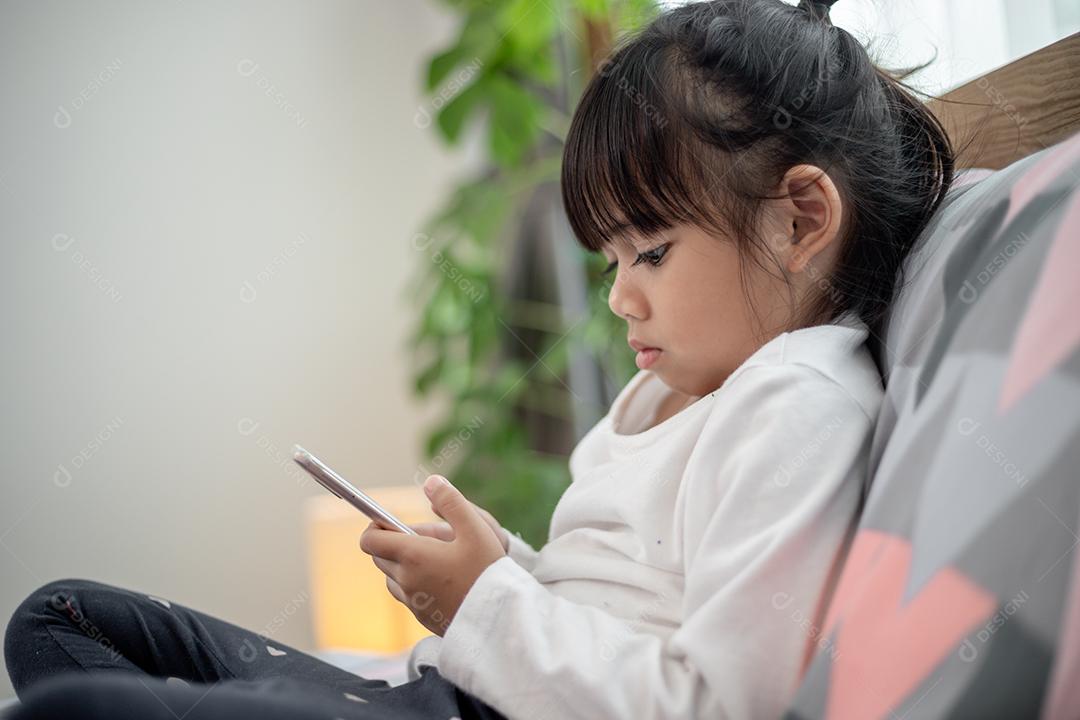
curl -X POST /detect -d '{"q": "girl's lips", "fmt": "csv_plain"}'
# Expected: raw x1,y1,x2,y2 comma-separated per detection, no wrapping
635,347,662,370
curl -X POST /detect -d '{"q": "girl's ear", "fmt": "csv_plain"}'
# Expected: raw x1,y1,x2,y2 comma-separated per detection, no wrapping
774,164,844,275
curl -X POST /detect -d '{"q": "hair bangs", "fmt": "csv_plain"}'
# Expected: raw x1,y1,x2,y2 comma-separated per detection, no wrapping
561,43,714,253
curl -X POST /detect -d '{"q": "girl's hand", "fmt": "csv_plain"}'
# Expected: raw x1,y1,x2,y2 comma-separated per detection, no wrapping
413,501,509,553
358,475,507,636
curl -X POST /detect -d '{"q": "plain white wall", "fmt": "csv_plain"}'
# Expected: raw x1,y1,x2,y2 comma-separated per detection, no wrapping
0,0,476,699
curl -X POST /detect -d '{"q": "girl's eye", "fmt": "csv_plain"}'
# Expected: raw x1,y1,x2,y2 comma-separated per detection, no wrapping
631,242,671,268
599,242,670,277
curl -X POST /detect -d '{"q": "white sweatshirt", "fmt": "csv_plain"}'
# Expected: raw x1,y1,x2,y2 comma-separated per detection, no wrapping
406,311,884,719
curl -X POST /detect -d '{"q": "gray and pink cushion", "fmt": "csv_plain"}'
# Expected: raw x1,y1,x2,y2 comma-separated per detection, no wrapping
787,132,1080,719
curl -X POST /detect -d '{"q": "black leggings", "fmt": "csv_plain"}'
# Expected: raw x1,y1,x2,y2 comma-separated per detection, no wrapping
3,578,506,719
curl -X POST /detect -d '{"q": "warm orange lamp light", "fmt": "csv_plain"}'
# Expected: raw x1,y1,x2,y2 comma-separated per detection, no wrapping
304,487,438,653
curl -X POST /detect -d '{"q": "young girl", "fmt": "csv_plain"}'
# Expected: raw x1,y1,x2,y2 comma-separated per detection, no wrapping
4,0,952,718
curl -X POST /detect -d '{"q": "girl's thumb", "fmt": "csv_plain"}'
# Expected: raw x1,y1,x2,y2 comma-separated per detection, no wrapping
423,474,449,496
423,475,482,536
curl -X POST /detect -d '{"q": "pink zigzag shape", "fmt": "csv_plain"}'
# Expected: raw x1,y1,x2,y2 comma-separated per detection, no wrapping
1002,134,1080,229
1040,523,1080,719
997,188,1080,415
821,530,996,720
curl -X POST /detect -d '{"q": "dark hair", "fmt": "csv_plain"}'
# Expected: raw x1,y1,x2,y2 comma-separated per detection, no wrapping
561,0,954,362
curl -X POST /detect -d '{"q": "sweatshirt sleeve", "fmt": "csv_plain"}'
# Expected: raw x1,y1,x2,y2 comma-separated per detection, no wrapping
505,530,541,572
436,364,874,719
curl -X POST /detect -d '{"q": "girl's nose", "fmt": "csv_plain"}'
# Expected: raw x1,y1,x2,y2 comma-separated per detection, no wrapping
607,271,647,321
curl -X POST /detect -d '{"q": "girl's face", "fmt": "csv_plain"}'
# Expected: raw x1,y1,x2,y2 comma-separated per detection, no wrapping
602,222,799,398
600,166,844,398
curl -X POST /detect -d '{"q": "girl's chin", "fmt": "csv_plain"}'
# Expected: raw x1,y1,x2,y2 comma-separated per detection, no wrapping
656,366,721,399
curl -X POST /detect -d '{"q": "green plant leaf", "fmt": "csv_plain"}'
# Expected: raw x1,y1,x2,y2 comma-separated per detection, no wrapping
410,0,661,548
413,355,445,395
487,74,543,167
426,46,469,92
499,0,559,58
435,75,488,144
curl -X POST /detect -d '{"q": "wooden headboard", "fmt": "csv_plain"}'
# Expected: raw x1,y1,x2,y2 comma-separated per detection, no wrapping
929,31,1080,169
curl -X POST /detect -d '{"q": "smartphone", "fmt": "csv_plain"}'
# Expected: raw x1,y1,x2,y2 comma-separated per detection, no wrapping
293,445,417,535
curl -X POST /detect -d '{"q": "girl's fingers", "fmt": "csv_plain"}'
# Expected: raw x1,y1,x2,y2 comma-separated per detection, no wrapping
359,525,412,561
371,554,401,581
473,507,505,546
386,576,407,604
409,521,455,541
431,500,486,525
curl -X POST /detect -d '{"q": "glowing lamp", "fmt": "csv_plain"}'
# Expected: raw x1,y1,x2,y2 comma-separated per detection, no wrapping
304,487,437,653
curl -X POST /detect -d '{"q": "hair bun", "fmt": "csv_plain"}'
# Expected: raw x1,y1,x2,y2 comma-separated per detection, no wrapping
797,0,838,24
